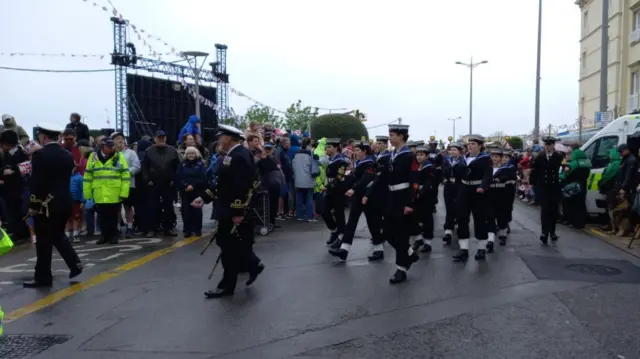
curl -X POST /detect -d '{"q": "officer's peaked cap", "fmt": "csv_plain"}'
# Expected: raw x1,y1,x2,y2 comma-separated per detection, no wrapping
216,124,243,138
375,135,389,142
388,124,409,133
325,138,341,146
35,122,63,135
542,136,557,144
467,134,485,143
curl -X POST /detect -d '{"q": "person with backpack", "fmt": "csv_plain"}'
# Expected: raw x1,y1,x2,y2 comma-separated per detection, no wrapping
292,137,318,222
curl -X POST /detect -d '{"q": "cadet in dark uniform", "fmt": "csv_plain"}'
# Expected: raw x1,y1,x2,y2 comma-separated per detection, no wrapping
191,125,263,298
369,124,419,283
530,136,563,244
486,148,517,251
24,123,83,288
442,142,464,245
406,140,423,245
329,141,376,260
453,135,492,262
427,137,444,213
362,136,391,261
411,146,440,253
502,150,517,238
322,139,350,249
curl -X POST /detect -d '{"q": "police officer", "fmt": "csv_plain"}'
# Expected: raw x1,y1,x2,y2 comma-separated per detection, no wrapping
191,124,263,298
329,141,376,260
442,142,464,245
453,135,492,262
366,124,419,283
530,136,563,244
322,138,350,249
24,123,83,288
362,136,391,261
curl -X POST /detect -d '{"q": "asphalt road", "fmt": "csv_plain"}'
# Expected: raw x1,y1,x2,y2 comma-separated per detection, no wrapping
2,199,640,359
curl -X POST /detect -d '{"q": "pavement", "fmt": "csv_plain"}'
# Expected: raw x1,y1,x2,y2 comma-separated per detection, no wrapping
2,199,640,359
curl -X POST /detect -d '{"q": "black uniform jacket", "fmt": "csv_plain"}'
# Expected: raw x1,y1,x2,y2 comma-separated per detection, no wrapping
428,151,444,181
489,164,518,200
325,154,349,194
202,144,258,219
415,161,440,209
442,156,465,197
365,151,390,200
461,152,493,192
29,142,75,213
350,156,376,198
530,151,563,188
376,146,417,215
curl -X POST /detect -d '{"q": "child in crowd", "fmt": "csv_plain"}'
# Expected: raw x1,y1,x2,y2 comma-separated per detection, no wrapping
66,165,84,243
177,146,207,237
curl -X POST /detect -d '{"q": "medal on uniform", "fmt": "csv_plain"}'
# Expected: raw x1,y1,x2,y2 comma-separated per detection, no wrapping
223,156,232,166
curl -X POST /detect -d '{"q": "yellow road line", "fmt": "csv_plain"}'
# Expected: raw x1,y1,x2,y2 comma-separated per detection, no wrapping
4,235,204,323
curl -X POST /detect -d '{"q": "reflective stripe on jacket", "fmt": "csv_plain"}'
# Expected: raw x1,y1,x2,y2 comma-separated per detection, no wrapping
83,152,131,203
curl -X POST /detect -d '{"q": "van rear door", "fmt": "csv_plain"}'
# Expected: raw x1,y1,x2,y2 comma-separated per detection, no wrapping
584,135,620,214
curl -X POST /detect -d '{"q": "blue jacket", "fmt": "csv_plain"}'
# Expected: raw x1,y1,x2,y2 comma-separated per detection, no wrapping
177,159,208,192
288,134,301,161
70,172,84,202
177,115,201,144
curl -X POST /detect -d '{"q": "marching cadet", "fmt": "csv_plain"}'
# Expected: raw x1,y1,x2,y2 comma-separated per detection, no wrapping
453,134,492,262
411,146,441,253
24,123,83,288
362,135,391,261
365,124,419,283
191,124,263,298
441,142,465,245
406,140,423,245
322,138,350,249
329,141,377,260
502,150,517,235
486,148,517,251
408,140,424,154
529,136,563,244
427,137,444,213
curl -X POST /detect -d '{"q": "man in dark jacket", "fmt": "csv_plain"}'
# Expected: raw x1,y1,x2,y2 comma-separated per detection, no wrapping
65,113,90,142
615,144,638,200
0,130,29,237
141,130,180,236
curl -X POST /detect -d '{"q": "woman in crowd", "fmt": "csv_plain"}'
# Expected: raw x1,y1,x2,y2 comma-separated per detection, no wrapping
177,146,207,237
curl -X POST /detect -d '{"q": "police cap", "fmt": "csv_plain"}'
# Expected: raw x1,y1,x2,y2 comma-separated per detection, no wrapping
388,123,409,134
110,131,125,140
325,138,341,146
101,137,115,147
216,124,243,138
375,135,389,143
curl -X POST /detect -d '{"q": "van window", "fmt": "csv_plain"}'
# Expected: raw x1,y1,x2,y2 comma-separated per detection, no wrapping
592,136,619,169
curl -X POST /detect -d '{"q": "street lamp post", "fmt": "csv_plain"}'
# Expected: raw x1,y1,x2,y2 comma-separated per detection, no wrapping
448,116,462,140
455,58,488,134
183,51,210,118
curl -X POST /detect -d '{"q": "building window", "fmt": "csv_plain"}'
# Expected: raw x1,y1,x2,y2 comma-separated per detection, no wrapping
582,52,587,69
631,72,638,94
634,10,640,30
583,11,588,31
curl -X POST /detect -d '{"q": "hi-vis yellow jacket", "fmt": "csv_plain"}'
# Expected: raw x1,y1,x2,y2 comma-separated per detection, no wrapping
83,152,130,204
0,228,13,336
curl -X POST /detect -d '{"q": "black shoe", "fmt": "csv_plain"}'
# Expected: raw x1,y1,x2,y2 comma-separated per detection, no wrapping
96,236,108,245
326,232,339,245
507,225,511,234
183,232,190,238
551,234,559,242
443,234,452,246
329,238,341,249
146,232,156,238
389,269,407,284
407,251,420,269
246,263,265,286
453,249,469,262
69,264,83,279
475,249,486,260
23,280,52,288
540,234,549,245
204,288,234,299
412,239,424,251
486,241,495,253
195,232,202,236
498,236,507,245
164,229,178,237
109,237,119,244
328,248,349,260
420,243,432,253
368,250,384,261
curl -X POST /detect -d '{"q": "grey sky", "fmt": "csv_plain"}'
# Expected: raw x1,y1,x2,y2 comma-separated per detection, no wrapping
1,0,579,140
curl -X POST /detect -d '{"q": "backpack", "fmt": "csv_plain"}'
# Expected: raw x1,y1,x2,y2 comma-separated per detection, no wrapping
310,156,321,178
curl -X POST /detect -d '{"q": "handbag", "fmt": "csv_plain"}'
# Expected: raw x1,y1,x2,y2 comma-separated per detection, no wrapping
562,182,581,199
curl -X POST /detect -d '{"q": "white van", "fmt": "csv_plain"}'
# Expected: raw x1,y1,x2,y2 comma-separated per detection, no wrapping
581,114,640,215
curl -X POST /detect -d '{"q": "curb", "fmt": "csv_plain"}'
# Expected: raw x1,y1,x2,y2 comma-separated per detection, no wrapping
583,227,640,259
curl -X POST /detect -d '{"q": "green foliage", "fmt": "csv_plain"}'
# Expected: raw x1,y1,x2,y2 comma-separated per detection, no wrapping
88,129,103,138
219,117,248,130
509,136,523,150
243,104,284,128
309,114,369,142
284,100,319,131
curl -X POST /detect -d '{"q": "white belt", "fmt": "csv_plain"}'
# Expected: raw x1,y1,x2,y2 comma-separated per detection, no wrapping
419,185,424,190
446,178,456,183
366,181,374,188
388,182,410,191
505,180,516,184
490,183,507,188
462,180,482,185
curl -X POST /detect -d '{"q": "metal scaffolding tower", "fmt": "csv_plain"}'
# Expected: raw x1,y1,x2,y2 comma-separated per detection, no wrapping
110,17,229,136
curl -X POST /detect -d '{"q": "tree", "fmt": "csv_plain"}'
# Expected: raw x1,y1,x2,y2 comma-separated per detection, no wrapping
309,114,369,142
508,136,524,150
219,116,248,130
243,104,284,128
284,100,319,132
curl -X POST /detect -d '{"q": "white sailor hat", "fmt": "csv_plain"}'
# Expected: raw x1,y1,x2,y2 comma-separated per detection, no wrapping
409,140,424,147
326,138,341,146
388,124,409,133
490,148,503,156
415,146,429,153
448,142,463,150
354,140,371,149
466,134,485,144
35,122,64,135
375,135,389,142
216,124,244,138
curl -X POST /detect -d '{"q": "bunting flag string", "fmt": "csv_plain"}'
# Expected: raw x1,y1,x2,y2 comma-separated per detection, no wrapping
0,52,174,59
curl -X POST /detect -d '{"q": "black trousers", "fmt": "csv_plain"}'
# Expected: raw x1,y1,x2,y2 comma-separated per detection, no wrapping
384,213,411,268
417,198,436,239
268,187,280,225
456,186,489,240
341,195,379,245
537,186,561,235
321,192,346,234
443,184,458,231
216,217,260,291
34,209,81,283
181,196,203,234
147,184,175,231
366,196,385,246
487,192,510,234
97,203,121,240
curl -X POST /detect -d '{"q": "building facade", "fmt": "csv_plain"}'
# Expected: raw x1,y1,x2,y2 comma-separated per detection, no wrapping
577,0,640,128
